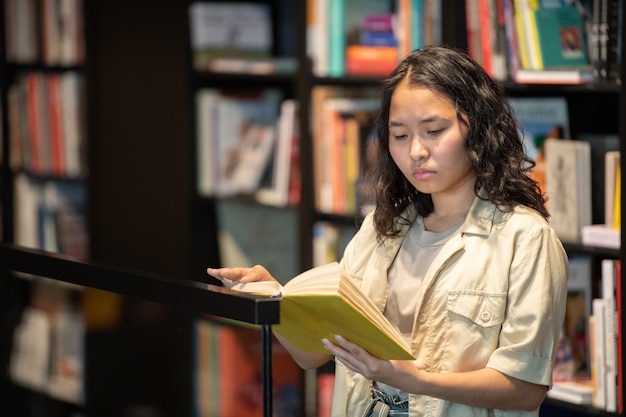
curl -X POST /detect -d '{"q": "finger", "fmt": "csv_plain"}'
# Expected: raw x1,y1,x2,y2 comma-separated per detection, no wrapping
206,267,248,280
239,265,275,283
322,338,361,370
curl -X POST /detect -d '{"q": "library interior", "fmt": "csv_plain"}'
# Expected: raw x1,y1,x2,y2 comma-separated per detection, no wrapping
0,1,623,417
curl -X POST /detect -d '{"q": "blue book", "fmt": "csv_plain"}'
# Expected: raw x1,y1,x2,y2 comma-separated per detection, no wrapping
361,30,398,46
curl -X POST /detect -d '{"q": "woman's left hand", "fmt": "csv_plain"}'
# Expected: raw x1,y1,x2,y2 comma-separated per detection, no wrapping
322,335,399,383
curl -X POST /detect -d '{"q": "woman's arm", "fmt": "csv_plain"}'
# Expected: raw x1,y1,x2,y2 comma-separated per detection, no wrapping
324,335,547,411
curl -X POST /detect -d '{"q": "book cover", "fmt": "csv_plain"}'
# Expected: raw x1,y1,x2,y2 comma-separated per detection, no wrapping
544,138,592,243
534,5,589,68
256,99,300,207
189,2,273,71
565,255,593,377
227,124,276,195
508,97,569,198
220,262,414,360
195,88,282,198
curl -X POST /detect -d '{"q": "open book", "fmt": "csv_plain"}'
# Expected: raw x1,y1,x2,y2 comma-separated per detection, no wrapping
227,262,414,360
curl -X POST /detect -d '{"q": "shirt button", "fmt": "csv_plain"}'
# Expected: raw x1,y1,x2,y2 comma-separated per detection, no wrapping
419,315,426,323
481,311,491,322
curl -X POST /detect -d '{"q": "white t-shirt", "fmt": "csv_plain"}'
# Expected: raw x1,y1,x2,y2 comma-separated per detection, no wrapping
377,216,462,399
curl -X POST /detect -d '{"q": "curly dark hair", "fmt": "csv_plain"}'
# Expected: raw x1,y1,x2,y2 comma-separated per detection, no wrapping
367,45,547,239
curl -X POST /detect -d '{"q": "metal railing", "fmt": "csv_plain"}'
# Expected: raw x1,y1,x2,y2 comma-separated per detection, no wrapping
0,242,280,417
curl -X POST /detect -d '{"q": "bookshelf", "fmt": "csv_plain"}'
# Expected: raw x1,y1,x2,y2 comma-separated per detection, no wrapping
191,0,624,416
0,1,197,416
0,0,623,416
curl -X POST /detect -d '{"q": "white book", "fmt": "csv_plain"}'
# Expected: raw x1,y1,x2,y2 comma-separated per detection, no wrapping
592,298,607,409
195,89,220,196
581,224,620,249
602,259,618,412
544,138,591,242
547,380,593,405
228,124,275,194
270,99,298,206
9,307,52,392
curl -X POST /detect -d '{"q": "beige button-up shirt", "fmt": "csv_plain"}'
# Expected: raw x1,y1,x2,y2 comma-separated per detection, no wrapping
333,196,568,417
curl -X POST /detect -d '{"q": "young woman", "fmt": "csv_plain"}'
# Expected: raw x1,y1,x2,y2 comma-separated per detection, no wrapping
207,45,568,417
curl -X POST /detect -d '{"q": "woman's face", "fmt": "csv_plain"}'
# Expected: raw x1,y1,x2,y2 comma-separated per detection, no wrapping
388,82,476,199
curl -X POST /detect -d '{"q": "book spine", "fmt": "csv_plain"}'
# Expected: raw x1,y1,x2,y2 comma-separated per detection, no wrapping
603,259,618,412
410,0,425,51
328,0,346,77
592,298,607,409
479,0,494,75
616,259,623,413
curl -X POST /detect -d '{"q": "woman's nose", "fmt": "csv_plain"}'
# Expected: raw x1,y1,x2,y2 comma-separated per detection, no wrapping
409,136,427,160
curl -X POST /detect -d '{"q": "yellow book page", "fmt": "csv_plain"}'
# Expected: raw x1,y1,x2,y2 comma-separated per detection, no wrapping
228,262,342,296
274,294,414,360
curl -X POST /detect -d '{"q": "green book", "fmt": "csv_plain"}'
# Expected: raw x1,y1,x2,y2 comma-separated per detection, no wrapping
533,6,589,69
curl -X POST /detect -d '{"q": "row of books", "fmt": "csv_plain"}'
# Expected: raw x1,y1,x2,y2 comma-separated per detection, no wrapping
509,96,620,247
473,0,622,84
590,258,623,412
188,1,298,75
8,71,85,179
195,88,300,207
10,279,84,405
582,150,621,248
13,173,88,259
311,86,378,215
4,0,85,66
547,256,622,413
308,0,442,77
193,319,302,417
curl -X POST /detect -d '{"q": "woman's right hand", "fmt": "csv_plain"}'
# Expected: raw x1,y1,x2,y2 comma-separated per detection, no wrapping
206,264,278,289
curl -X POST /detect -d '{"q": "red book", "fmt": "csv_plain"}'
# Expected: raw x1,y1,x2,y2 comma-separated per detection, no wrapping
345,46,398,76
25,73,42,174
47,73,66,176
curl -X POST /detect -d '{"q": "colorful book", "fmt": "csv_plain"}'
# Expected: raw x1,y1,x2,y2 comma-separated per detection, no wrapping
533,5,589,69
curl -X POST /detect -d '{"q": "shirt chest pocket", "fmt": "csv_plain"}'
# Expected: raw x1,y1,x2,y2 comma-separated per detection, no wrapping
447,290,507,328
